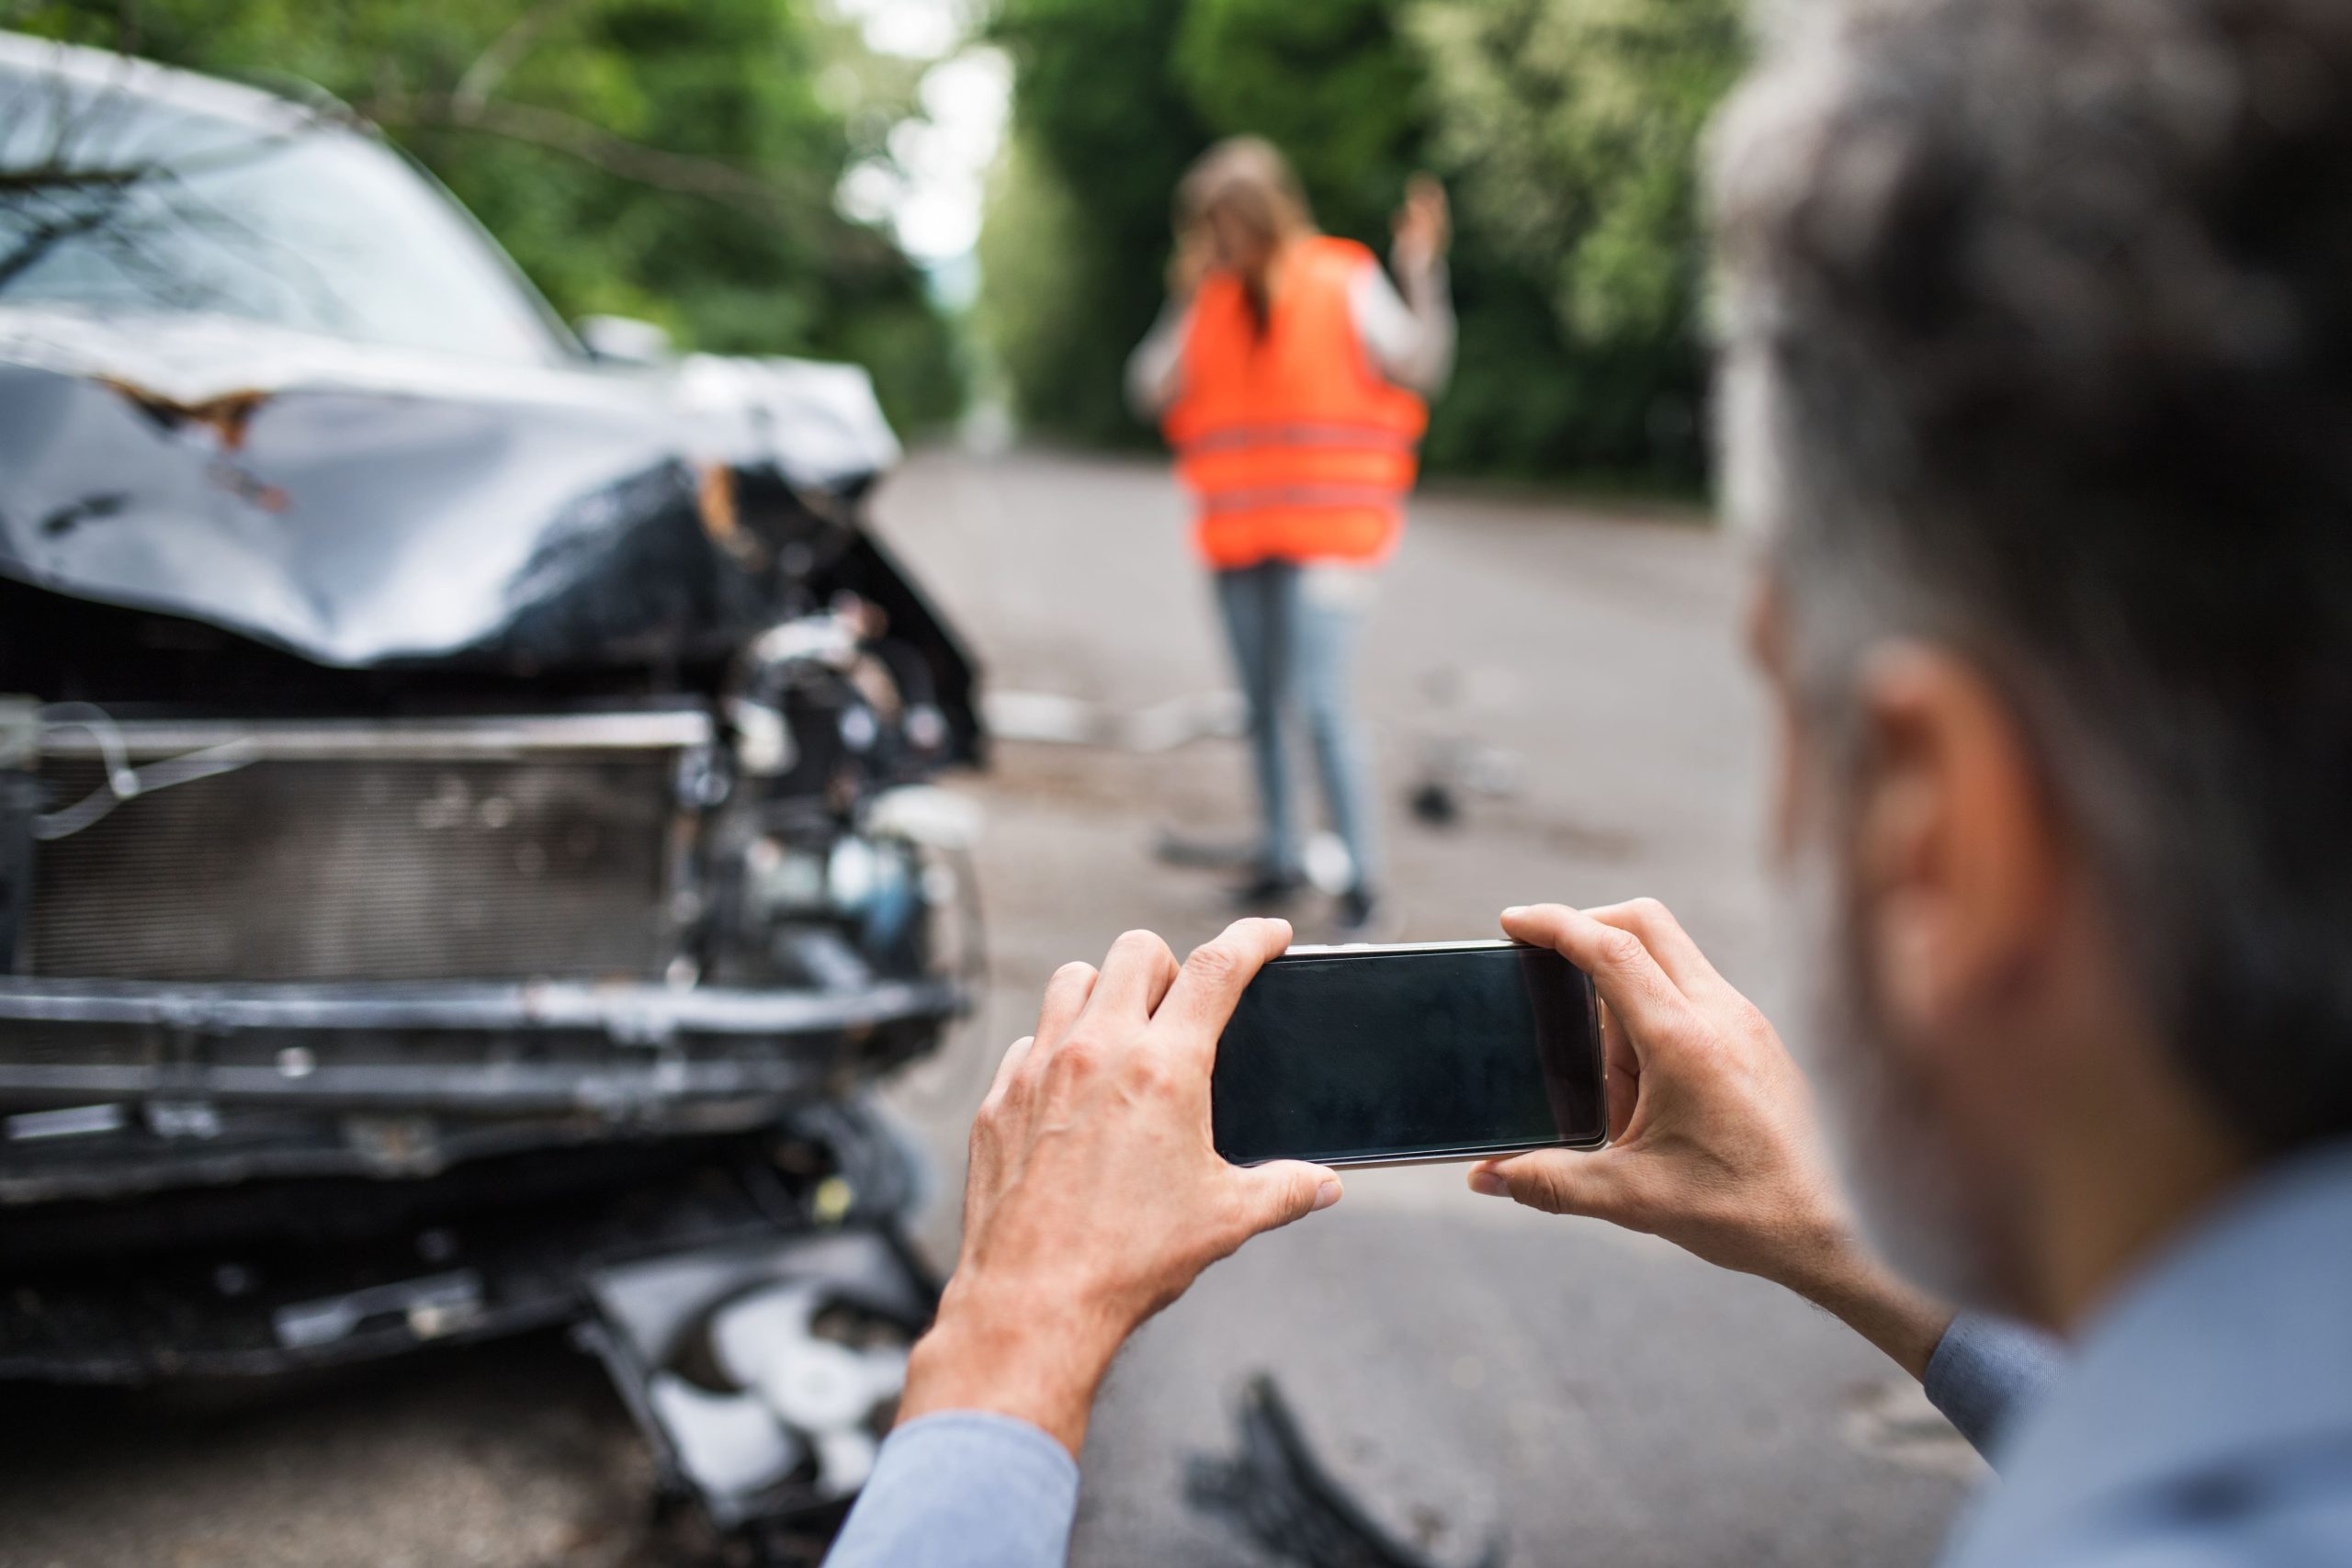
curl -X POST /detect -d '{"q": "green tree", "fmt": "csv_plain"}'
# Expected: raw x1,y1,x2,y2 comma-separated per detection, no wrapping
975,130,1090,430
1414,0,1743,477
1172,0,1425,247
13,0,963,431
983,0,1204,443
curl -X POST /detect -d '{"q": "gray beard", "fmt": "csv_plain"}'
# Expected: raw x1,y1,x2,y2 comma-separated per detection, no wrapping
1784,838,2004,1310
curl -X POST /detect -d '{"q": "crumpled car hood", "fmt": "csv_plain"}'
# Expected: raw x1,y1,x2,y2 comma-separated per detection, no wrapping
0,305,902,669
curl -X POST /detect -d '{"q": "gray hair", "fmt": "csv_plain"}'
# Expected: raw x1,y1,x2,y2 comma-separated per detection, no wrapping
1711,0,2352,1152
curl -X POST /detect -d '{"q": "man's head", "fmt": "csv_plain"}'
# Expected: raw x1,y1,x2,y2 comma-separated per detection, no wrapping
1714,0,2352,1319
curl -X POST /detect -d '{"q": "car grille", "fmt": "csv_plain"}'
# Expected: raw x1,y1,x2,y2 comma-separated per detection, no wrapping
28,752,684,984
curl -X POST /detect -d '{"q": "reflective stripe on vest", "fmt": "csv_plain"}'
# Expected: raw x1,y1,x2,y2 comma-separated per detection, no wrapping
1164,235,1426,570
1199,483,1405,514
1175,422,1421,457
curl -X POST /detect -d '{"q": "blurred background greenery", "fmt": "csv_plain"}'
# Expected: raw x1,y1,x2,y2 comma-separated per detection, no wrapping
980,0,1742,484
13,0,1744,484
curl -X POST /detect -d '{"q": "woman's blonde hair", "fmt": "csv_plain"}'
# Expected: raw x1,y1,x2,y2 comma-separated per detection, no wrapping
1176,136,1315,266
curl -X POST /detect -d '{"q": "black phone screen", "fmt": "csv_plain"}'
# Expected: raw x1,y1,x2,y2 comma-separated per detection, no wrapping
1211,943,1604,1167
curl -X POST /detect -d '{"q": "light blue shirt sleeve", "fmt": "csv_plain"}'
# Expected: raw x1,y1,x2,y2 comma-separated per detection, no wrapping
1923,1311,2069,1463
824,1411,1080,1568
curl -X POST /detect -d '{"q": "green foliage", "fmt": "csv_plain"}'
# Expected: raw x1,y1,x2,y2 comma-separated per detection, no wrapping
983,0,1204,443
1416,0,1742,344
1172,0,1425,246
980,0,1744,482
13,0,962,431
974,130,1090,428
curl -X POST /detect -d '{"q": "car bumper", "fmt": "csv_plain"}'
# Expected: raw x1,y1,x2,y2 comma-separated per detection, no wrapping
0,974,965,1201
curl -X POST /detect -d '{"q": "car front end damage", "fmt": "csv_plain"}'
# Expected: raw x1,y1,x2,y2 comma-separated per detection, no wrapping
0,704,967,1206
0,30,1000,1546
0,321,983,1554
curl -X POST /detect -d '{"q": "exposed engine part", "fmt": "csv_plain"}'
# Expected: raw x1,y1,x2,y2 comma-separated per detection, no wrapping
0,1100,922,1385
649,1280,909,1497
16,706,718,983
0,697,38,975
20,702,260,841
584,1227,933,1534
273,1268,486,1350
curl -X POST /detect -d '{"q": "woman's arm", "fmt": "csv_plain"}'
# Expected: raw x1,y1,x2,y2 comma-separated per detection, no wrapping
1347,259,1454,396
1350,175,1456,395
1125,298,1193,422
1127,225,1216,421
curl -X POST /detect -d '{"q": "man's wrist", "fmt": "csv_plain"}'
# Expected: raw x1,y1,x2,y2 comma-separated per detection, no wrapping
1774,1234,1955,1382
896,1278,1126,1459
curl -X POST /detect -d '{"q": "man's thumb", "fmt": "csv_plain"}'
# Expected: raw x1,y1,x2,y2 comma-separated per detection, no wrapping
1236,1160,1343,1234
1468,1149,1630,1221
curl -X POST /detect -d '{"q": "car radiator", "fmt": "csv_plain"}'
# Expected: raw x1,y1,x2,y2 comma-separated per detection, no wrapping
22,715,706,985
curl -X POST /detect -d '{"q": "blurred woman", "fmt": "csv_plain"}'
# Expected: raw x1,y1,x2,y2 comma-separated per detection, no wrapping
1127,136,1453,936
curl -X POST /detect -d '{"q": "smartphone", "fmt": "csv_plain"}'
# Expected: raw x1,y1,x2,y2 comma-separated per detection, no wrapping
1211,940,1606,1168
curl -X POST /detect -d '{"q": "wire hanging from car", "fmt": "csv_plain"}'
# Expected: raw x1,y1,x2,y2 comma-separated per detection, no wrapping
28,702,258,840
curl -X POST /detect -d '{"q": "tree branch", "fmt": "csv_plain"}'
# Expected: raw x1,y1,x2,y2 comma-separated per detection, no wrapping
361,88,821,220
452,0,582,118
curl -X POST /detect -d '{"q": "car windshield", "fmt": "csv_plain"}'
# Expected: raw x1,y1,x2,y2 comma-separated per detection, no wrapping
0,55,571,365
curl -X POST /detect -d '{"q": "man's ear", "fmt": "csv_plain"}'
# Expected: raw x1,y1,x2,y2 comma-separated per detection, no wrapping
1850,645,2057,1041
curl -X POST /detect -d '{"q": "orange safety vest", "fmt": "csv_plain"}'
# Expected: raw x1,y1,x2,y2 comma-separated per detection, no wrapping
1164,235,1427,570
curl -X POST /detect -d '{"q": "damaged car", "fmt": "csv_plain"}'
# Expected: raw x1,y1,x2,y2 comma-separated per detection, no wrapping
0,30,981,1554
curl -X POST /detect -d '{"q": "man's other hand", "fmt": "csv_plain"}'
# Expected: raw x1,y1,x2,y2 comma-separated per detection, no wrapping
1472,900,1954,1377
898,919,1342,1456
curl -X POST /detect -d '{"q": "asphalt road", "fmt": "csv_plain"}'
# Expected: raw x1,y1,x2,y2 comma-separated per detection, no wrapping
0,448,1979,1567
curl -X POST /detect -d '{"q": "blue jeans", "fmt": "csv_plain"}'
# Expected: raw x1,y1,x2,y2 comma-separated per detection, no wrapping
1213,561,1380,892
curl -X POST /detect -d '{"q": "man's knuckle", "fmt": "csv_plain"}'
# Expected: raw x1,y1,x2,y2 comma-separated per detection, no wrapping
1183,941,1241,985
967,1111,1001,1158
1510,1172,1562,1213
1029,1045,1085,1105
1624,896,1671,930
1600,928,1648,969
1052,1033,1105,1074
1123,1051,1175,1094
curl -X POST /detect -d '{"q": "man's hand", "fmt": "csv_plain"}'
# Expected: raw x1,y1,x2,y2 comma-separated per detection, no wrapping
898,919,1341,1456
1472,900,1954,1378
